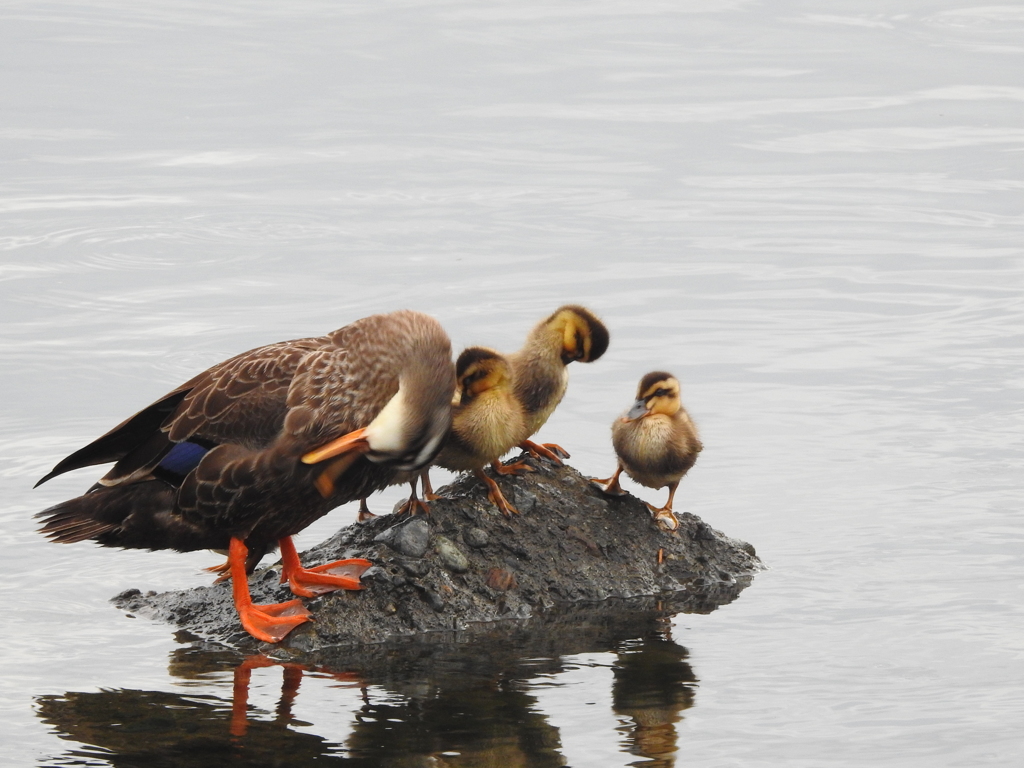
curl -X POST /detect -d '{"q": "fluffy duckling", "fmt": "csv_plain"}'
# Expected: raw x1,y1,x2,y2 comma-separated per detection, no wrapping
592,372,702,532
497,305,609,474
422,346,527,516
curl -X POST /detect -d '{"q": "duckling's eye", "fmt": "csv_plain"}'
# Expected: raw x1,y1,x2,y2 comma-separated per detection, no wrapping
653,388,669,398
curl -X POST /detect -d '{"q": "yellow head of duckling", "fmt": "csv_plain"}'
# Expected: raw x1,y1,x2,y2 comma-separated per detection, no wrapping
455,346,513,406
623,372,681,421
544,305,610,365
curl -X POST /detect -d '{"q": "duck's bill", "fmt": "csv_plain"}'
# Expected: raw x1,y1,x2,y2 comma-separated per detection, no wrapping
623,399,649,421
301,428,370,464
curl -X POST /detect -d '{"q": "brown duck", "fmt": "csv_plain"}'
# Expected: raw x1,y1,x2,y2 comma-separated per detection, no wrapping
592,372,702,531
35,310,455,642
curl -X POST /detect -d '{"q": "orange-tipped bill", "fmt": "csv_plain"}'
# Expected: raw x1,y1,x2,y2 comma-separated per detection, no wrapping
301,428,370,464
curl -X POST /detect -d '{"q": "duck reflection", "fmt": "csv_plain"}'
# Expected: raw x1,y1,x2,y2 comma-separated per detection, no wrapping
612,633,696,767
37,598,705,767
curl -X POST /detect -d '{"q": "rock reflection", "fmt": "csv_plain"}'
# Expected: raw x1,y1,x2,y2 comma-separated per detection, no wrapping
37,596,718,767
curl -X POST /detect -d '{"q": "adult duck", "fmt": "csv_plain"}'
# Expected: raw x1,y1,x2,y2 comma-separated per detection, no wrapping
592,372,702,531
36,310,455,642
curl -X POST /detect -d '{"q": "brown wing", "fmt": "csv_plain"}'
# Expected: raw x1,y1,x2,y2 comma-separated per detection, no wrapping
166,337,323,446
36,336,325,488
276,317,406,448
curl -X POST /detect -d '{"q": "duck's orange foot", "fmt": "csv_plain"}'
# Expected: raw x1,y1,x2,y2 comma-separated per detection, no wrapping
206,558,232,583
286,558,373,598
238,599,312,643
646,504,680,532
491,459,536,477
521,439,569,466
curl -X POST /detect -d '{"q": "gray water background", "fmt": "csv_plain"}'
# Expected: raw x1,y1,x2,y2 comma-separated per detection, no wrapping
2,0,1023,765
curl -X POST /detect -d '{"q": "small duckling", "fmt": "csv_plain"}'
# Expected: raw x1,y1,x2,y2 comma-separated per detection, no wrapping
498,305,609,474
421,346,527,516
592,372,702,532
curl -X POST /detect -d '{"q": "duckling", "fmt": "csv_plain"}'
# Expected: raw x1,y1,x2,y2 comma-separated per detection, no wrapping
358,347,526,518
421,346,527,516
592,372,702,532
497,305,609,474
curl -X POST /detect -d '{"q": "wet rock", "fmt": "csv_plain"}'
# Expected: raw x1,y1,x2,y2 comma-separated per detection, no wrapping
512,486,538,515
396,559,430,578
374,517,430,558
114,453,763,653
434,536,470,573
463,527,489,549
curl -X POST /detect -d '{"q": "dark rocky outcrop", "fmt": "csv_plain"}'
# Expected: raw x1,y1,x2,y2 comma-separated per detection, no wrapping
114,454,763,654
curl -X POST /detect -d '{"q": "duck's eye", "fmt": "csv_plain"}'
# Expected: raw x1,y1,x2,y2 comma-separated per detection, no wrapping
653,388,669,398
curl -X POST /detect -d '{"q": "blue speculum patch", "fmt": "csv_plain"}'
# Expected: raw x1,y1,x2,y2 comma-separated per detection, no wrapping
159,441,209,475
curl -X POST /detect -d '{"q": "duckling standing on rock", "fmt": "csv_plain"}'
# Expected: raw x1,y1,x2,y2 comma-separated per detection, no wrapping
498,305,609,474
417,346,527,516
592,372,702,532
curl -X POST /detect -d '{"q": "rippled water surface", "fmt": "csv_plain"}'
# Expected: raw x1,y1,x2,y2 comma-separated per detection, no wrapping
3,1,1023,765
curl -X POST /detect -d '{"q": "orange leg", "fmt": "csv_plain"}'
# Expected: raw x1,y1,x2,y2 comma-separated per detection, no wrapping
420,470,440,501
520,439,570,466
645,481,680,532
231,654,280,736
474,469,519,517
229,537,311,643
279,535,372,598
356,498,376,522
592,464,627,496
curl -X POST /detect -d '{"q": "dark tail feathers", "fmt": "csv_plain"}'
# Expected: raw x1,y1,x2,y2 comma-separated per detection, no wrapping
36,481,220,553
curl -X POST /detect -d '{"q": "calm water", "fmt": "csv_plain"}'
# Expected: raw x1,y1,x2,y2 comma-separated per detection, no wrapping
2,0,1023,765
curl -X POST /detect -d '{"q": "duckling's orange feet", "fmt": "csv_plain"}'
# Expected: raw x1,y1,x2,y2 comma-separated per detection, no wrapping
356,499,377,523
492,458,536,476
475,469,520,517
285,558,373,598
238,600,312,643
395,497,431,516
592,467,626,497
592,477,626,496
646,504,680,532
521,439,569,465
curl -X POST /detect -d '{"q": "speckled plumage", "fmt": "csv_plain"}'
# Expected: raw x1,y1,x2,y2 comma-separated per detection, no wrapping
36,310,455,570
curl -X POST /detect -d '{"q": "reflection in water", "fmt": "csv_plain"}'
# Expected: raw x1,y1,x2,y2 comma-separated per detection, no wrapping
612,635,695,767
37,598,709,767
